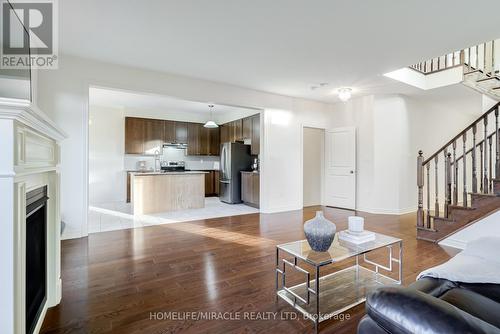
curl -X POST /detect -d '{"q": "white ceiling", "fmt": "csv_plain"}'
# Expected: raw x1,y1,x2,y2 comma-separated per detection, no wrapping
61,1,500,102
89,87,259,115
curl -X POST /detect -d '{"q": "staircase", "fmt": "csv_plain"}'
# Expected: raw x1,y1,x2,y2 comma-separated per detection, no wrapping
410,40,500,99
412,40,500,242
416,102,500,242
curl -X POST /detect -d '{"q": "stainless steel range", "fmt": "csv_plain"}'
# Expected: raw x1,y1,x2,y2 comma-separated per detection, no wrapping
160,161,185,172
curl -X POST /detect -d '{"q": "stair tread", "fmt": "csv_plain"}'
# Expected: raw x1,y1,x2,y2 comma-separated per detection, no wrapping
432,216,454,222
476,76,500,83
470,192,499,197
464,69,482,75
448,205,476,210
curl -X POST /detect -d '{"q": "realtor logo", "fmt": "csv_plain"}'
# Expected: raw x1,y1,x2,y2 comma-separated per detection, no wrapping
1,0,58,69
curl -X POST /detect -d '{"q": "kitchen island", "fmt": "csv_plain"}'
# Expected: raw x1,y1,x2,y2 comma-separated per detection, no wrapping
130,171,207,214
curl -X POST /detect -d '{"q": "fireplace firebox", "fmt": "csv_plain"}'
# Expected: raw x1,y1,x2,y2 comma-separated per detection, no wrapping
25,186,48,334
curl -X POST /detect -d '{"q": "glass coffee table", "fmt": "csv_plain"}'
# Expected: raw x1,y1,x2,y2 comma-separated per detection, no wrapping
275,231,402,333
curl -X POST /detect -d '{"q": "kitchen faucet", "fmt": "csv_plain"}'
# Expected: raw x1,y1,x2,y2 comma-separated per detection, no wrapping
154,150,160,172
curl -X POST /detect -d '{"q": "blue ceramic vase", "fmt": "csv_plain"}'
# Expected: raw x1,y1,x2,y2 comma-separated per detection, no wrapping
304,211,336,252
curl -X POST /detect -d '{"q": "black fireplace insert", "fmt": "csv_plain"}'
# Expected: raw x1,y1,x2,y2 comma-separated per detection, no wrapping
26,186,48,334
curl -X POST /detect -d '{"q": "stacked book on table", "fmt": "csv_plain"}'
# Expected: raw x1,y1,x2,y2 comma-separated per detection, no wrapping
339,230,375,244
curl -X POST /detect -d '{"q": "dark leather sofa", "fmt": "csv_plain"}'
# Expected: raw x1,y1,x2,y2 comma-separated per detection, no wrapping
358,277,500,334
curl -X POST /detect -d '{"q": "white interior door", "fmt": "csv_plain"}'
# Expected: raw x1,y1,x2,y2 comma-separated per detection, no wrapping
324,127,356,210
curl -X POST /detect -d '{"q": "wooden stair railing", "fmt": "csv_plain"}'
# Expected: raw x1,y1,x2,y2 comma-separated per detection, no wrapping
416,102,500,241
409,40,500,100
410,40,497,77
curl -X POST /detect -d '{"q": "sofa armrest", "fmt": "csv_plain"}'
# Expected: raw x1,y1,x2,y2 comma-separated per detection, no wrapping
366,287,499,334
409,277,457,297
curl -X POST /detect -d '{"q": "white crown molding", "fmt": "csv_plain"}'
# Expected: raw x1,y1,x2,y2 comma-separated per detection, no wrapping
0,98,67,141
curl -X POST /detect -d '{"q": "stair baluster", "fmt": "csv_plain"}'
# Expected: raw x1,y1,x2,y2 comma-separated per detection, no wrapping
483,43,487,73
452,141,458,204
472,125,477,193
444,150,449,217
491,41,495,77
495,108,499,178
480,143,484,192
417,151,424,227
468,47,471,72
463,133,467,207
489,136,493,193
426,163,431,228
434,156,439,217
484,117,489,193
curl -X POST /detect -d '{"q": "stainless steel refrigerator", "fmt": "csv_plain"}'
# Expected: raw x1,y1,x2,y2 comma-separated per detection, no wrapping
219,142,253,204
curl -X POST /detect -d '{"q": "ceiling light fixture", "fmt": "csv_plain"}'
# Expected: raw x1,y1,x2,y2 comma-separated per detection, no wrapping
204,104,218,128
337,88,352,102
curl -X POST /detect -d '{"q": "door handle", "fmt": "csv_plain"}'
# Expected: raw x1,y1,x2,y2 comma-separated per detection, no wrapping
350,170,354,174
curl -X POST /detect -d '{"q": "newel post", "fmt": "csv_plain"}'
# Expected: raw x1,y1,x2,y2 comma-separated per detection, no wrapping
417,151,424,228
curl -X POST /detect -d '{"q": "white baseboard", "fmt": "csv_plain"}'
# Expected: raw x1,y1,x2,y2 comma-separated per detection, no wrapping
356,206,417,215
260,204,302,214
61,226,85,240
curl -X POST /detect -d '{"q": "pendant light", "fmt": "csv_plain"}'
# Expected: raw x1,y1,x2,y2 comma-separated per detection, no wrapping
204,104,218,128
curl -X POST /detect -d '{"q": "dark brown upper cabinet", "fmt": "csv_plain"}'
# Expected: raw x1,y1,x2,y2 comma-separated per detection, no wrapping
198,125,209,156
187,122,201,156
164,120,176,143
251,114,260,155
175,122,188,144
186,124,220,156
242,116,252,140
143,118,165,154
208,127,220,155
220,124,229,143
125,117,146,154
233,119,243,142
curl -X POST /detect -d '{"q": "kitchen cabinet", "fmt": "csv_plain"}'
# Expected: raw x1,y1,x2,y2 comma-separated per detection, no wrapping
205,172,214,196
125,117,146,154
214,170,220,195
233,119,243,142
187,122,201,155
242,116,252,140
144,118,164,154
220,124,229,143
187,123,219,156
203,170,220,196
164,120,176,143
164,120,188,144
175,122,188,144
199,126,210,156
251,114,260,155
208,127,220,155
125,117,221,156
241,171,259,208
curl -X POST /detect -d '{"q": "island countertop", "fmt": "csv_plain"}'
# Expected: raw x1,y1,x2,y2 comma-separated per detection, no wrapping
129,171,208,176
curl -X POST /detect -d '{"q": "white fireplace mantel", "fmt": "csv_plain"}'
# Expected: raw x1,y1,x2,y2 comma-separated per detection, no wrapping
0,99,66,334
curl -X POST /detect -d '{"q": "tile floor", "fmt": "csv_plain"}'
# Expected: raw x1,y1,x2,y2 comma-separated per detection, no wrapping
88,197,259,233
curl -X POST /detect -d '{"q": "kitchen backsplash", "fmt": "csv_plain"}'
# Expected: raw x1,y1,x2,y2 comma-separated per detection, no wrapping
124,147,220,171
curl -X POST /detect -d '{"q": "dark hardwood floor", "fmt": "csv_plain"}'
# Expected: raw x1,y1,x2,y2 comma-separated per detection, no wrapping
41,206,458,334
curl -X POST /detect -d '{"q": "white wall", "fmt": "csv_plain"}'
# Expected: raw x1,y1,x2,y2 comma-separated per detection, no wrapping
37,55,332,239
330,87,484,214
88,106,125,204
263,99,333,213
439,209,500,249
303,127,324,207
